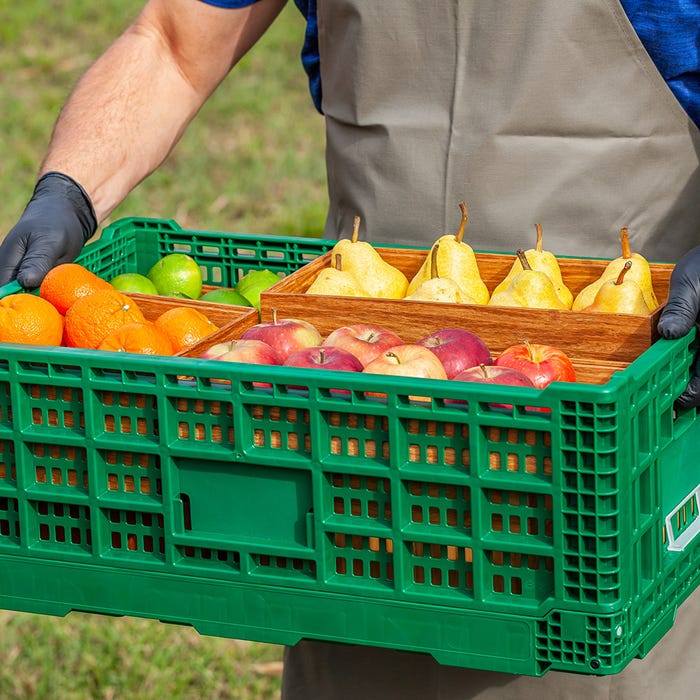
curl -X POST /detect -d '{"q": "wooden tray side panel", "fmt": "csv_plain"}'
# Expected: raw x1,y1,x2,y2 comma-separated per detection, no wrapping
261,248,673,364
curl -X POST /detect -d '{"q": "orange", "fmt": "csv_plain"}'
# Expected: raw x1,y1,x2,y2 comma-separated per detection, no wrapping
0,293,64,346
64,289,146,349
39,263,113,314
98,322,174,355
154,306,219,352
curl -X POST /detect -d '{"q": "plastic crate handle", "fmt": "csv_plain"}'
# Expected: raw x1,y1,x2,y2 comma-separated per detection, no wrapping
665,485,700,552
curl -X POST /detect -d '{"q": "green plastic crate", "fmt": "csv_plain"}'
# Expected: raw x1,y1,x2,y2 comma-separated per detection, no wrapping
0,216,699,677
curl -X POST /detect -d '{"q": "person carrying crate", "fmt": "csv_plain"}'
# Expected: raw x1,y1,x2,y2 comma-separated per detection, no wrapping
1,1,700,697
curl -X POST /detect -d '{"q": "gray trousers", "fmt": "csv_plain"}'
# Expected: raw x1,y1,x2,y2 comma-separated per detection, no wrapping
281,586,700,699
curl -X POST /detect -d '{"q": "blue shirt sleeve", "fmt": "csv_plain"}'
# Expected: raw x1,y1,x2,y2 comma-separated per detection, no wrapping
197,0,259,8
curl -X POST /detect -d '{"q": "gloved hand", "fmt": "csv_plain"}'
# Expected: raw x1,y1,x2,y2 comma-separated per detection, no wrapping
658,245,700,409
0,171,97,289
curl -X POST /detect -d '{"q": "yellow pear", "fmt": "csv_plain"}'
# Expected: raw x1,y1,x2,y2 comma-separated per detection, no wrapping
406,202,489,304
492,223,573,308
580,260,653,315
572,227,658,310
331,216,408,298
404,243,479,303
488,250,568,309
306,253,370,297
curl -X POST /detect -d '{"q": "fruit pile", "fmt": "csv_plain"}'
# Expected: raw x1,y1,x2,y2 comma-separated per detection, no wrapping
0,263,219,355
199,311,576,394
306,203,659,316
112,252,280,310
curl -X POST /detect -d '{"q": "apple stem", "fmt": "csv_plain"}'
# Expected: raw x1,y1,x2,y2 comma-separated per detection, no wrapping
455,201,468,243
386,351,400,364
520,338,535,362
351,216,361,244
271,307,279,325
319,348,326,363
516,249,532,271
430,243,440,280
615,260,633,285
535,223,543,253
478,363,488,378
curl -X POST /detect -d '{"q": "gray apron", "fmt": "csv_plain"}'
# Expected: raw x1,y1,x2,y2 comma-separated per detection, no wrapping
282,0,700,697
320,0,700,263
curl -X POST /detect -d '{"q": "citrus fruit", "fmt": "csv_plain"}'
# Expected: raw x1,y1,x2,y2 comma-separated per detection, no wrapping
98,322,174,355
0,293,64,346
199,288,252,306
147,253,202,299
64,289,146,349
110,273,159,295
154,306,219,352
235,269,281,309
39,263,112,314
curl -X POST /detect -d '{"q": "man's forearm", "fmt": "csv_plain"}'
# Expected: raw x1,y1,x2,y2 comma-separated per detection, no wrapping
40,24,204,222
39,0,287,222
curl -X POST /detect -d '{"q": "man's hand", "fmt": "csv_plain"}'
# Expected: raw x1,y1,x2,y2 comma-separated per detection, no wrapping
0,172,97,289
658,246,700,409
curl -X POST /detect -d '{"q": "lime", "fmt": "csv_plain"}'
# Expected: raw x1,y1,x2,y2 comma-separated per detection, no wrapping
147,253,203,299
199,288,253,307
109,273,159,295
235,269,281,309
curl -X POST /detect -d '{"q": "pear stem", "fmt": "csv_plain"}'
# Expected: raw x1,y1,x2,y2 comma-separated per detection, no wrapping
430,243,441,280
620,227,631,259
535,223,543,253
334,253,342,271
516,249,532,271
455,202,468,244
351,216,361,244
615,260,633,285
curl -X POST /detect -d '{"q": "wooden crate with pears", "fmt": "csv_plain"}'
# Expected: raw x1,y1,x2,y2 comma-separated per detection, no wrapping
261,205,673,383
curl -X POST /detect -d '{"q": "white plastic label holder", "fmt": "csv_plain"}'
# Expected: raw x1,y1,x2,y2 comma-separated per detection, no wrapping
665,485,700,552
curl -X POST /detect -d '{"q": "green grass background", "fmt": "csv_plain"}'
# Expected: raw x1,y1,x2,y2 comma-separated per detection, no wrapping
0,2,327,697
0,0,327,240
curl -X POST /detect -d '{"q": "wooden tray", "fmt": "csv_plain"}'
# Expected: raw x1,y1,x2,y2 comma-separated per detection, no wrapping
259,248,674,371
124,292,259,356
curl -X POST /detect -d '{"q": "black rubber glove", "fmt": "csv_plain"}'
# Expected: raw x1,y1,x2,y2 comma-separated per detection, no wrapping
0,171,97,289
658,245,700,409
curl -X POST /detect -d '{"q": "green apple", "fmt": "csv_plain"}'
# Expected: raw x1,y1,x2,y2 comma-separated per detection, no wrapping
109,273,158,295
147,253,203,299
199,288,253,307
235,269,281,309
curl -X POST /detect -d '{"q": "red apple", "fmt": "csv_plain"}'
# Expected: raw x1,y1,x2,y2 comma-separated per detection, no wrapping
416,328,492,379
240,309,322,362
363,344,447,400
453,364,534,387
200,338,281,365
494,340,576,388
323,323,404,367
284,346,364,373
447,364,535,409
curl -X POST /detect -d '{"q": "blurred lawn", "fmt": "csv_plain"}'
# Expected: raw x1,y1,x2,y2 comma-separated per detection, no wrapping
0,0,327,239
0,2,328,698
